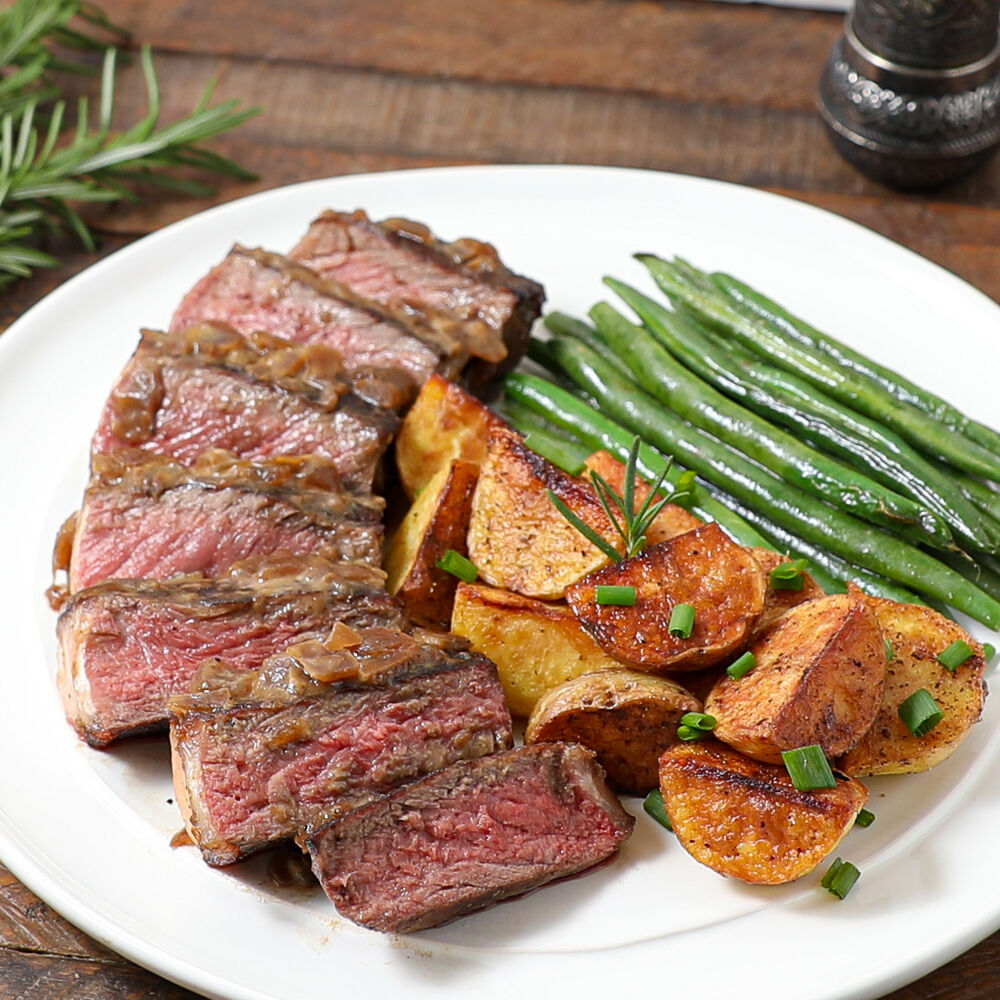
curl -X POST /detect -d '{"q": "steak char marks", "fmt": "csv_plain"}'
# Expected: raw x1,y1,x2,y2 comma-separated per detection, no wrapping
56,449,384,597
169,628,513,866
289,210,545,394
58,554,405,747
91,323,398,492
171,246,441,411
307,742,635,933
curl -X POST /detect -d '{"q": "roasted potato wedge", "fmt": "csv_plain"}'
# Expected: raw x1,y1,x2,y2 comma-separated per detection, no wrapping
565,521,766,671
467,426,621,599
384,458,480,627
583,450,702,546
706,590,885,764
394,374,503,499
659,741,868,885
748,547,827,635
525,669,702,794
838,596,988,776
450,582,626,717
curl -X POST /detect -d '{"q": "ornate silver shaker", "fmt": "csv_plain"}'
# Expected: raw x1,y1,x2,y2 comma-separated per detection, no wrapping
818,0,1000,189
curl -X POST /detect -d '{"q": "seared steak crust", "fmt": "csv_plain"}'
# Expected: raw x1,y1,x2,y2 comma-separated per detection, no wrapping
171,246,442,409
169,628,513,866
289,210,544,393
91,324,398,491
57,555,404,747
307,742,635,933
61,450,384,595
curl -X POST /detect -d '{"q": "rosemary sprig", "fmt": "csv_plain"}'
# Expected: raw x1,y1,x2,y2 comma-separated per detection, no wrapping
547,436,696,562
0,1,259,285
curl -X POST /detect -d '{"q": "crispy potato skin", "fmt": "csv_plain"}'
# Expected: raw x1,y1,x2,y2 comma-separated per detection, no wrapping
525,669,702,794
565,522,766,671
450,582,627,717
747,547,827,636
706,591,886,764
659,741,868,885
838,596,987,775
467,426,621,600
394,374,502,499
384,459,479,627
584,450,702,546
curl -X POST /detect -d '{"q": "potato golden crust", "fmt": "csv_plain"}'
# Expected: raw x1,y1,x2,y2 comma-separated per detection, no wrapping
706,591,886,764
838,597,987,776
467,426,620,600
747,547,827,636
394,374,503,499
450,582,627,717
384,459,480,627
525,669,702,794
583,450,702,546
659,741,868,885
565,522,766,671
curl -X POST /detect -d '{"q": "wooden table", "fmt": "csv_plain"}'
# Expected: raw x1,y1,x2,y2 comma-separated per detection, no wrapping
2,2,999,997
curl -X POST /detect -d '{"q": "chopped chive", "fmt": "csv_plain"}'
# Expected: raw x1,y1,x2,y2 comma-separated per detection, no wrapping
898,688,943,737
985,642,996,665
668,603,695,638
523,431,588,476
643,789,673,831
726,650,756,680
781,745,836,791
596,584,637,606
679,712,717,732
434,549,478,583
884,638,894,663
769,558,808,591
821,857,860,900
937,639,974,672
854,808,875,828
677,724,710,742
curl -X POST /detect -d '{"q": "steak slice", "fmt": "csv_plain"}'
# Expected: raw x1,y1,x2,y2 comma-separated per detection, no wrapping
169,628,513,866
288,210,545,393
91,323,398,491
171,246,442,410
57,554,405,747
307,742,635,933
58,449,384,596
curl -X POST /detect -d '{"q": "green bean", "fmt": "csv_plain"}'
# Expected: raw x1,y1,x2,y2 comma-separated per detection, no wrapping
604,278,995,553
529,335,1000,628
709,488,929,605
502,372,769,548
585,301,953,550
712,270,1000,461
639,254,1000,483
542,312,634,381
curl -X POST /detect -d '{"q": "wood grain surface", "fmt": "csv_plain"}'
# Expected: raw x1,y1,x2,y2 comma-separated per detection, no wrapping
3,1,999,997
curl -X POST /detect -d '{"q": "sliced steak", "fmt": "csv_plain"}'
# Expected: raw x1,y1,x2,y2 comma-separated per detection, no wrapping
169,628,513,866
289,210,545,393
91,324,398,491
307,742,635,933
57,554,405,747
171,246,441,410
58,449,384,596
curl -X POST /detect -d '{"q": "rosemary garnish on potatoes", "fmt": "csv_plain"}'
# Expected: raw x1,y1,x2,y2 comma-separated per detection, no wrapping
547,436,694,562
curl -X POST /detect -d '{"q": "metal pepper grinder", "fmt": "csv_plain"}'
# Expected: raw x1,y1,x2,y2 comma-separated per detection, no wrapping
818,0,1000,189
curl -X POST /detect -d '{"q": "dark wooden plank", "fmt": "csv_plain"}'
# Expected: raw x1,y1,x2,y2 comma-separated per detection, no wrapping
0,947,200,1000
95,0,843,112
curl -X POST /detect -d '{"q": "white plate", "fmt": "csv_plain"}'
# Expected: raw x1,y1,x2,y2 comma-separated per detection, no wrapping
1,165,999,1000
